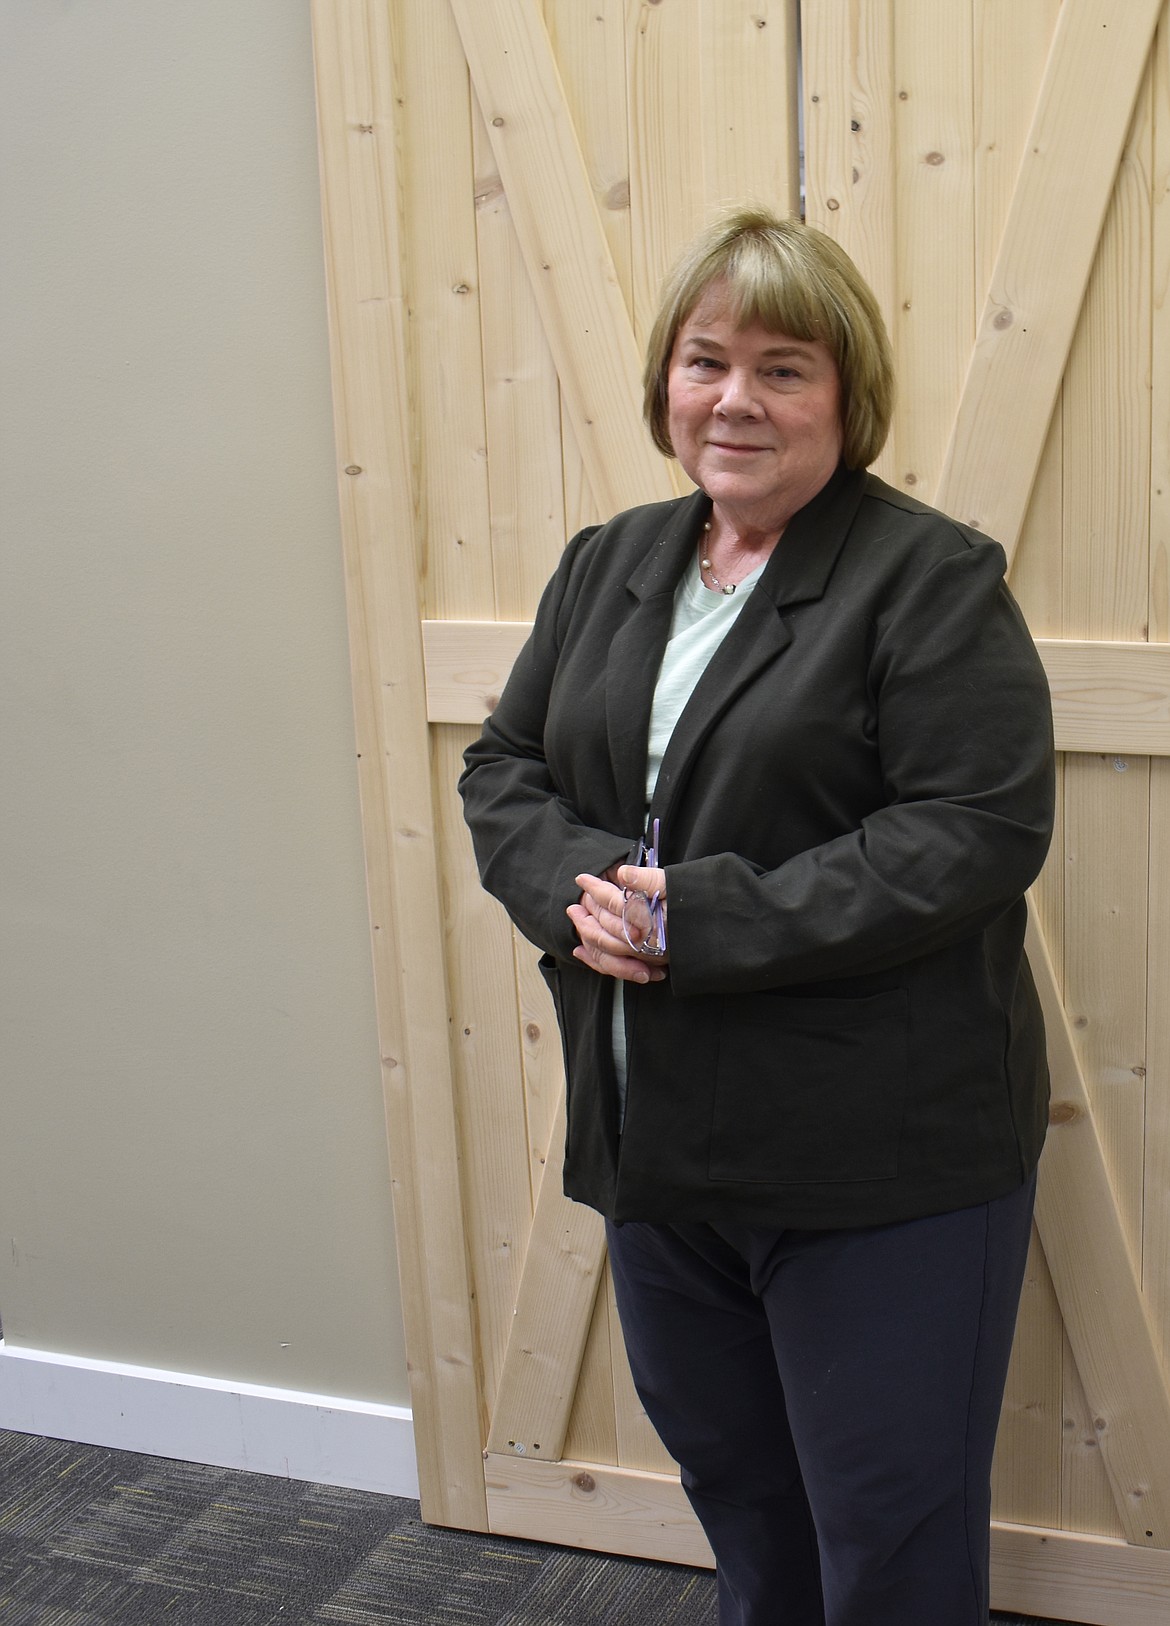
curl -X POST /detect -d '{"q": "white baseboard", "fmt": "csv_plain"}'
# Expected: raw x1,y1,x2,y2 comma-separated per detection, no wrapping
0,1340,418,1498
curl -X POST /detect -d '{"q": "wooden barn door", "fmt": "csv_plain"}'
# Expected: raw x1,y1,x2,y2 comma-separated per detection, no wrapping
311,3,1170,1620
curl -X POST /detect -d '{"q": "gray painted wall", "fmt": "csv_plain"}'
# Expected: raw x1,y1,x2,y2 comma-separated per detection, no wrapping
0,1,409,1407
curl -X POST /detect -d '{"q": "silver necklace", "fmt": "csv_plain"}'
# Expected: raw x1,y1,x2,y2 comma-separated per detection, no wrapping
699,520,738,596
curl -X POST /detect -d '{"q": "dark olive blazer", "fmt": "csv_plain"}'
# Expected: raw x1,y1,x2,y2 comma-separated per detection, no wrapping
459,466,1055,1227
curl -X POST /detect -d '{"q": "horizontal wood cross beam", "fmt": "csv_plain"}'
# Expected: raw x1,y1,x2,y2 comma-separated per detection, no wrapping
483,1452,1170,1618
423,620,1170,757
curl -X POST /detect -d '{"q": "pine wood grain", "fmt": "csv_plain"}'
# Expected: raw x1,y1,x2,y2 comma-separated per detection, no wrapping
471,97,566,620
310,0,486,1528
625,0,705,354
398,0,494,620
449,0,673,518
699,0,799,217
802,0,898,485
894,0,976,502
433,727,533,1413
1027,906,1170,1547
937,0,1164,556
484,1086,607,1462
422,620,1170,751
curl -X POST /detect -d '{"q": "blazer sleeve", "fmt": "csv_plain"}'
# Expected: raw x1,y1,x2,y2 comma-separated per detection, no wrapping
458,529,632,959
664,538,1056,995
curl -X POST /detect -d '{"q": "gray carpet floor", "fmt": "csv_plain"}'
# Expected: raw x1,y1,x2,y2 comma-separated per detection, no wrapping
0,1428,1082,1625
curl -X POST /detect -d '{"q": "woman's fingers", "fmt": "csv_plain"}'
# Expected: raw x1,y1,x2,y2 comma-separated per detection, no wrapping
570,940,666,983
566,898,627,958
574,872,625,935
615,863,667,899
567,886,667,983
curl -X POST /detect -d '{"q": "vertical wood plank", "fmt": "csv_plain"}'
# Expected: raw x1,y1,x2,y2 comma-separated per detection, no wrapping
399,0,494,619
801,0,897,483
545,0,632,535
893,0,975,503
699,0,799,216
608,1270,678,1474
1061,755,1150,1254
975,24,1067,1523
433,727,534,1412
992,1228,1063,1529
471,98,566,619
1147,757,1170,1372
310,0,487,1528
1061,60,1154,1257
626,0,706,353
1147,12,1170,1379
1152,8,1170,649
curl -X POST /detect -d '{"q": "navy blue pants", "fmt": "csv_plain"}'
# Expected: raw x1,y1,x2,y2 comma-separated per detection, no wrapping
606,1173,1036,1626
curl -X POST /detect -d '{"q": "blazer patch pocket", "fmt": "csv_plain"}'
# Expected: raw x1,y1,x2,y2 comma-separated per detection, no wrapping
708,989,909,1186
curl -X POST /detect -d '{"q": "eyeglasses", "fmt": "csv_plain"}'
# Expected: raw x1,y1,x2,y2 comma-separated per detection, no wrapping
621,816,667,958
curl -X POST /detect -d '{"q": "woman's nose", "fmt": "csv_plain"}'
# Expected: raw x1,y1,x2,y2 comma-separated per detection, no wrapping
714,369,763,416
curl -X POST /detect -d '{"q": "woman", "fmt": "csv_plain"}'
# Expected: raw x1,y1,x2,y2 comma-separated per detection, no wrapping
459,208,1053,1626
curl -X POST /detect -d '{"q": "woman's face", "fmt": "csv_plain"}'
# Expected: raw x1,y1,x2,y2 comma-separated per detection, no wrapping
666,279,845,533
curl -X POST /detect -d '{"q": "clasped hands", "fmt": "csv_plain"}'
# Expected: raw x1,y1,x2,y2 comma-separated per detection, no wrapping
567,863,668,984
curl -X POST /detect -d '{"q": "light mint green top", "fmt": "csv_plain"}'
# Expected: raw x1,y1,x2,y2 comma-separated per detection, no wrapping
611,549,765,1124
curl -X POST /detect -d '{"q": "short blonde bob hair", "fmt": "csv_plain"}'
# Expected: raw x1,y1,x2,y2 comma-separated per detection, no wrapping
643,207,894,471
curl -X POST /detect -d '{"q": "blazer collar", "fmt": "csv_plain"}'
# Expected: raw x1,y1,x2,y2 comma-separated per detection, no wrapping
752,462,867,608
622,462,866,605
605,464,868,837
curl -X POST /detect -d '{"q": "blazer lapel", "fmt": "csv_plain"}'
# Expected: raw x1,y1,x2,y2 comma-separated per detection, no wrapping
649,466,868,841
648,590,792,836
605,492,709,830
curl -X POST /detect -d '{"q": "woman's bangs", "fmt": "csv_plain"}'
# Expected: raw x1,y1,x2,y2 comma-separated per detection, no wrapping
721,241,829,344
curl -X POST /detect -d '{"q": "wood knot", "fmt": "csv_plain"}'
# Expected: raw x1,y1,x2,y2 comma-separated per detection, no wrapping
925,150,945,166
826,197,840,211
572,1472,597,1493
525,1022,541,1042
1049,1101,1080,1126
605,178,631,211
993,308,1014,331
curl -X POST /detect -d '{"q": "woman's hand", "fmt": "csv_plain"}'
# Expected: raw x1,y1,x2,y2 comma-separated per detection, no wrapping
568,865,668,983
